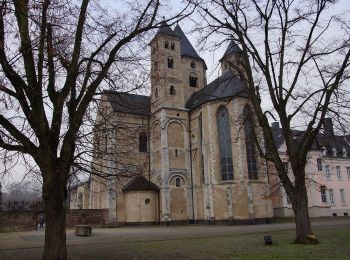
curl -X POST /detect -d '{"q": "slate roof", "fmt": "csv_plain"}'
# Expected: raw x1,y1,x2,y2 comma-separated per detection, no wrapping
220,40,243,62
271,124,350,158
174,25,205,63
122,175,160,192
155,21,179,39
186,70,248,110
104,90,150,116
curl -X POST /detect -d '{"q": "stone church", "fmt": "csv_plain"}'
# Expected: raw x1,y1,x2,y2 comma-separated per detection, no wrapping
88,22,273,225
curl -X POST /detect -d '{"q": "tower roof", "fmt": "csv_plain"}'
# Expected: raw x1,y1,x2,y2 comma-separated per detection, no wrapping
220,40,243,62
174,25,203,61
154,21,179,39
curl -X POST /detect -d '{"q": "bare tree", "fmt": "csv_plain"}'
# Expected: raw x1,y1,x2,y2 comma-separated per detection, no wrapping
191,0,350,243
0,0,192,258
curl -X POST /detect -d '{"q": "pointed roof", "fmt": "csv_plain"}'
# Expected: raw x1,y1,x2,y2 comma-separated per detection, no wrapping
220,40,243,62
174,25,203,61
122,175,159,192
155,21,179,39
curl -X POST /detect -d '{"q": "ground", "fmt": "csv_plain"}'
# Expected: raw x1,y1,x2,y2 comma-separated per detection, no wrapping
0,218,349,259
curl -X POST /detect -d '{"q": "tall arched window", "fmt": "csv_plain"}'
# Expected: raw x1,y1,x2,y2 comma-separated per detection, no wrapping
165,41,169,49
199,113,205,182
139,132,148,152
189,73,197,87
217,106,234,181
243,105,258,180
170,85,176,96
171,42,175,50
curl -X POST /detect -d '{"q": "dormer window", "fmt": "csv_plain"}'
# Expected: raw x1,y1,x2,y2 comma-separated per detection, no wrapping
332,147,337,157
168,57,174,69
170,85,176,96
189,74,198,88
165,41,169,49
171,42,175,50
191,61,196,68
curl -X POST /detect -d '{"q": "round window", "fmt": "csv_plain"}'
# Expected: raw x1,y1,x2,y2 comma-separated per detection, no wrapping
145,198,150,205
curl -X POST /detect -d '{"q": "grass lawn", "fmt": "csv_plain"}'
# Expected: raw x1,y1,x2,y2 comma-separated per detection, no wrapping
66,225,350,259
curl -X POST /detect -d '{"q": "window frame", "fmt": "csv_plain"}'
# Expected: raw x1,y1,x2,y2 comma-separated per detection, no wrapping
167,57,174,69
164,41,169,49
336,166,342,180
170,42,175,50
170,85,176,96
139,132,148,153
317,158,323,171
175,177,181,187
329,189,335,205
320,186,327,203
189,75,198,88
325,164,331,180
243,106,258,180
340,189,346,205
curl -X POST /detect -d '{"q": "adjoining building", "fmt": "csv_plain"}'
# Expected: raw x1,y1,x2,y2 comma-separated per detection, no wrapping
87,22,273,225
270,119,350,217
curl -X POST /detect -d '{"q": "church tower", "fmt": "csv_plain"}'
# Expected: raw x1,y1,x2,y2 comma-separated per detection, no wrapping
220,40,244,75
149,22,182,112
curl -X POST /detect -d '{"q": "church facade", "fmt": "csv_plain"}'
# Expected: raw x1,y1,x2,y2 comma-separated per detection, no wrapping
88,23,273,225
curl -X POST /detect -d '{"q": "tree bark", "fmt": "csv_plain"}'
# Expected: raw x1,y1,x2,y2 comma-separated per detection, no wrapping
292,172,319,244
42,171,68,260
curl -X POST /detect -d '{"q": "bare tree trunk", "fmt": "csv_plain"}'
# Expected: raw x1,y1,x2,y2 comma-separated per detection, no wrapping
292,171,318,244
42,171,68,260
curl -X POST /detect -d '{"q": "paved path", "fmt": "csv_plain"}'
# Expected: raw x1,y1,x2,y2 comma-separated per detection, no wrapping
1,218,350,251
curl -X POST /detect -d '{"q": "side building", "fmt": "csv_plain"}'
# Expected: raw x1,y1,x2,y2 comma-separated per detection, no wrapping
270,119,350,217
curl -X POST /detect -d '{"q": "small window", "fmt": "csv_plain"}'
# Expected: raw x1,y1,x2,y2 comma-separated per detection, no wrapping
190,61,196,68
325,165,331,180
145,198,150,205
347,167,350,180
336,166,342,180
329,189,335,205
175,177,181,187
189,76,197,88
171,42,175,50
175,149,178,157
320,186,327,203
283,162,289,174
170,85,176,96
154,88,158,98
317,158,322,171
340,189,346,205
139,132,148,152
165,41,169,49
168,57,174,69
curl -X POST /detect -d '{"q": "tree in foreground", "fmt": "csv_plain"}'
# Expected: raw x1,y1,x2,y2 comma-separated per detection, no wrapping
192,0,350,243
0,0,191,259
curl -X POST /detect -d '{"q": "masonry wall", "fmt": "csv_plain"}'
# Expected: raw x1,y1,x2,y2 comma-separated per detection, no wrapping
0,209,109,232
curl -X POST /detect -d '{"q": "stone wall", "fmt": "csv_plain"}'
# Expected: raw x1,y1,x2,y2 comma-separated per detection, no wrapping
0,209,109,232
0,211,37,232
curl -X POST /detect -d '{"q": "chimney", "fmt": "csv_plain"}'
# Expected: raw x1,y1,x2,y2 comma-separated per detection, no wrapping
271,122,280,129
324,118,334,136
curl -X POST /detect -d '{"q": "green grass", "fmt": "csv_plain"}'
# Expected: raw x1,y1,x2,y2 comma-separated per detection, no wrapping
66,226,350,259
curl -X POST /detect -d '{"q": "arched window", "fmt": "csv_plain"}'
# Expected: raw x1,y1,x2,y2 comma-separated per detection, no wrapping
243,105,258,180
170,85,176,96
189,74,197,87
191,61,196,68
168,57,174,69
154,88,158,98
217,106,234,181
171,42,175,50
165,41,169,49
139,132,148,152
77,192,83,209
175,177,181,187
199,113,205,182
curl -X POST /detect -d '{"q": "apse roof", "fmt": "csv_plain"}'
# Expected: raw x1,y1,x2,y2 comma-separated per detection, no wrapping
186,70,248,110
104,90,150,116
122,175,160,192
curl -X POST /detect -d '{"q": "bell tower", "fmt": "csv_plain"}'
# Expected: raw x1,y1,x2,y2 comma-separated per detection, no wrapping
220,40,244,76
149,22,183,112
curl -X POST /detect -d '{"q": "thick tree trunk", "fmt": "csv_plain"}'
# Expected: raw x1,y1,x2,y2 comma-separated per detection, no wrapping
292,173,319,244
42,172,68,260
